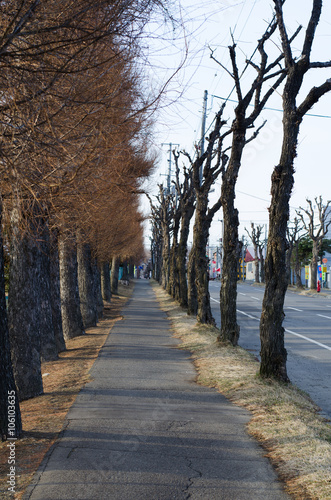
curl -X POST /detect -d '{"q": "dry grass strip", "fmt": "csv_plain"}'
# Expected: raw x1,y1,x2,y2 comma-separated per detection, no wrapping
151,280,331,500
0,282,134,500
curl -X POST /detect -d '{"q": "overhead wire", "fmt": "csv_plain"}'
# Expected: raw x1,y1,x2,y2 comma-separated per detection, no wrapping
211,95,331,119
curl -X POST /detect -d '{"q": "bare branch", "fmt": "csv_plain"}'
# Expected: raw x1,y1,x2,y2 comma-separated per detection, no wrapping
209,46,234,80
273,0,293,67
297,79,331,118
309,61,331,69
302,0,322,61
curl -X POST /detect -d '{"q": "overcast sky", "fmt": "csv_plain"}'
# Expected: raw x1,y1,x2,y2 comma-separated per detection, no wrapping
142,0,331,246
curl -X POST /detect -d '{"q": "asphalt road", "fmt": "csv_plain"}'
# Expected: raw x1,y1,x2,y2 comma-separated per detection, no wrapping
24,280,289,500
209,281,331,419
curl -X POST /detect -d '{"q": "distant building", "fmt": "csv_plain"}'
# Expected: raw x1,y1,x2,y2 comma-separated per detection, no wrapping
244,249,257,281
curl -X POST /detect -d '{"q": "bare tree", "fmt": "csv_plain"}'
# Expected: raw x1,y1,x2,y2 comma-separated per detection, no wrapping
297,197,331,289
212,16,293,345
167,157,183,299
245,223,264,283
260,0,331,381
148,187,174,289
173,157,196,308
286,218,302,286
182,106,229,324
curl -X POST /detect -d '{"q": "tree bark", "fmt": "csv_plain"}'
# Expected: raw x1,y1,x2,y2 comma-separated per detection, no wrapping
128,263,135,279
0,201,22,439
161,221,170,290
77,241,98,328
38,221,58,362
8,212,44,400
193,193,215,324
259,246,265,283
310,240,320,289
168,215,180,299
122,260,129,281
93,258,103,320
187,248,198,316
176,203,194,308
294,240,304,288
254,241,260,283
218,199,241,344
50,230,66,353
59,234,85,341
285,247,292,285
219,127,244,345
101,261,111,302
111,256,119,294
259,113,300,381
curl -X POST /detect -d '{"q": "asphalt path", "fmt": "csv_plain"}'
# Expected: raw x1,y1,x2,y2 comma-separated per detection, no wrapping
25,280,289,500
209,281,331,419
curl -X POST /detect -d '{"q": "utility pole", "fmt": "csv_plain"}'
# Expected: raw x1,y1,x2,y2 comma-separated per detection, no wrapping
161,142,179,195
199,90,208,184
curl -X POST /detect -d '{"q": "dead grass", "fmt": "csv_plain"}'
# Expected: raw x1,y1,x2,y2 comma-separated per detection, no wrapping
0,282,134,500
151,280,331,500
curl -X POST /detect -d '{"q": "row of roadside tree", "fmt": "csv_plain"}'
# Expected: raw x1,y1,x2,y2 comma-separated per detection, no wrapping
150,0,331,385
0,0,172,440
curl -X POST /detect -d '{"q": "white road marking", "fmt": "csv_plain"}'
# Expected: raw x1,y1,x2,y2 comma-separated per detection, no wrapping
239,292,246,296
285,329,331,352
237,309,258,320
210,296,331,352
317,314,331,320
250,296,260,301
287,307,303,312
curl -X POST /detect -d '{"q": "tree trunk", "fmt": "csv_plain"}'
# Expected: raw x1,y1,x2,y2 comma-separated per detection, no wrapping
59,234,85,341
155,240,162,282
253,242,260,283
310,241,319,290
111,256,119,294
219,153,242,345
93,258,103,319
122,260,129,281
0,202,22,439
101,261,111,302
259,113,300,381
50,230,66,353
285,246,293,285
259,246,265,283
294,241,303,288
38,221,58,362
195,195,215,324
168,222,179,299
187,249,198,316
128,263,135,279
176,206,194,308
77,241,98,328
161,222,170,290
8,212,44,400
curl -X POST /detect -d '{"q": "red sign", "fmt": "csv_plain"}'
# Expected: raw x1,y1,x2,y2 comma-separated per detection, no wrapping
322,258,328,264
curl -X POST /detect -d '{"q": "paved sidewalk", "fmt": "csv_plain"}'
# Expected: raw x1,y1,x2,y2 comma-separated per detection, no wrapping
25,280,289,500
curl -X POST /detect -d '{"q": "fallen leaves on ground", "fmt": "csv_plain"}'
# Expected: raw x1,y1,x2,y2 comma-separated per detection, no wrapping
0,283,134,500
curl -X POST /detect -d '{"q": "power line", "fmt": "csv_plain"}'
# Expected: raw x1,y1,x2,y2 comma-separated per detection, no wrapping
236,190,270,203
212,95,331,119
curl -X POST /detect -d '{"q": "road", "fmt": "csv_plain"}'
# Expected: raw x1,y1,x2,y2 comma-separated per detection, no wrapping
209,281,331,420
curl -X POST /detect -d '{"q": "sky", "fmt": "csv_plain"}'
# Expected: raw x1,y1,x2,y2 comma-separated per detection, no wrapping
141,0,331,248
